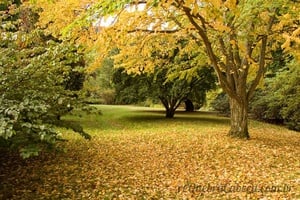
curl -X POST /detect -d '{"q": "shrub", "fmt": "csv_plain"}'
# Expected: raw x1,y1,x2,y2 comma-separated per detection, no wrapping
210,92,230,115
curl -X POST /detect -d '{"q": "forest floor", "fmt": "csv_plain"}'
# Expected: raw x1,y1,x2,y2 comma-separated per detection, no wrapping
1,105,299,199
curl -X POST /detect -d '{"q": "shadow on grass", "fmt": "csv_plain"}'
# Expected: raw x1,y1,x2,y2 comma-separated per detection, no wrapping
124,110,230,125
63,108,230,131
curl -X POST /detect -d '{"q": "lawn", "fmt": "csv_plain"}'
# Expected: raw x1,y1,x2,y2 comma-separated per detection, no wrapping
1,105,299,199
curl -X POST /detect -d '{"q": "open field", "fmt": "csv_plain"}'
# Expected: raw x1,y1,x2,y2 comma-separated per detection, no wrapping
1,105,299,199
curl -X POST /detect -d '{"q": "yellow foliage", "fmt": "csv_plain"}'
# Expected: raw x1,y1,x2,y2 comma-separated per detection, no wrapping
31,0,300,81
212,21,231,33
208,0,222,8
259,11,270,22
224,0,237,10
36,0,94,37
229,40,236,46
282,27,300,60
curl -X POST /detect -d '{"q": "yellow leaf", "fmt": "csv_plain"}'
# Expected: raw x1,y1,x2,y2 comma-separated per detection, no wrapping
259,11,270,21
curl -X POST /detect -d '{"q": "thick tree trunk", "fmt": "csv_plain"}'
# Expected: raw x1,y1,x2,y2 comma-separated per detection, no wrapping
228,97,249,139
159,97,179,118
165,108,175,118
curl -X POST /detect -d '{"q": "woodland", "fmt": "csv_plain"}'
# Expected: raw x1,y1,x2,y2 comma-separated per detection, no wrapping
0,0,299,199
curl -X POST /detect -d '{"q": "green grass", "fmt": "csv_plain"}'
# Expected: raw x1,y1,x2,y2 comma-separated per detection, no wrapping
1,105,299,199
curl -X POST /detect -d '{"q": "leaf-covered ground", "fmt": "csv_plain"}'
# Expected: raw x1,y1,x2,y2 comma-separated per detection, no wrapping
1,105,299,199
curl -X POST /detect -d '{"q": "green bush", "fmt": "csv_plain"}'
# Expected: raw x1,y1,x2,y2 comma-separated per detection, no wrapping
276,62,300,131
250,61,299,131
250,88,284,124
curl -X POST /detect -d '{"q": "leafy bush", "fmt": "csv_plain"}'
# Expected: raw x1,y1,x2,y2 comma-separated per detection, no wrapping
271,62,299,131
0,1,89,158
100,89,116,105
250,88,284,124
250,61,299,131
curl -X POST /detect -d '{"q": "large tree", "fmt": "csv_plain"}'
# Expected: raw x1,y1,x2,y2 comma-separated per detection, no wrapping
166,0,299,138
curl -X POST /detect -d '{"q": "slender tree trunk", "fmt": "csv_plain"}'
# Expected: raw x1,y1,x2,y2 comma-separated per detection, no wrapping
228,97,249,139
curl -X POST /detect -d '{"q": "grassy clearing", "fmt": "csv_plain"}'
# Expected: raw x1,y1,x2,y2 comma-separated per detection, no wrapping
1,105,299,199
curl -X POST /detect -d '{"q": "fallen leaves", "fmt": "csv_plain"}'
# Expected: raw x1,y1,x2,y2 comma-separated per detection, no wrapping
0,106,299,199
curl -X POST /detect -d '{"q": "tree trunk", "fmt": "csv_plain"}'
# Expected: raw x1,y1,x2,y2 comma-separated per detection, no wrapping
165,108,175,118
228,97,249,139
184,99,194,112
159,97,181,118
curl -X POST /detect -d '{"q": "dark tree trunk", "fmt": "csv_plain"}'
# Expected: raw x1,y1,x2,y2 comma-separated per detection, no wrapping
184,99,194,112
159,97,181,118
228,97,249,139
165,108,176,118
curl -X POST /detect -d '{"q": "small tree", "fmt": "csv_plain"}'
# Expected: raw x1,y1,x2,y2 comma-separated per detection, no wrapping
109,35,216,117
154,67,216,118
112,66,215,118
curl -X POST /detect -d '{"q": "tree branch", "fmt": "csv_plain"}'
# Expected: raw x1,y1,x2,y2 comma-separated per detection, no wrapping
178,3,237,99
247,12,277,100
127,28,180,33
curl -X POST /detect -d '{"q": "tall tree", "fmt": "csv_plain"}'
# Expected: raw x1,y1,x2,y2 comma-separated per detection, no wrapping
160,0,298,138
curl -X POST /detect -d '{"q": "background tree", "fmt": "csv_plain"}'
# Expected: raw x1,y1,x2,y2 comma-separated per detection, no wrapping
108,29,216,117
84,56,116,104
112,65,216,118
112,68,149,105
155,67,216,118
111,35,216,118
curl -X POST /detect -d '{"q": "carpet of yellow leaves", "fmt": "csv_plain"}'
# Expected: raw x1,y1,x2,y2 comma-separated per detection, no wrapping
1,105,299,199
